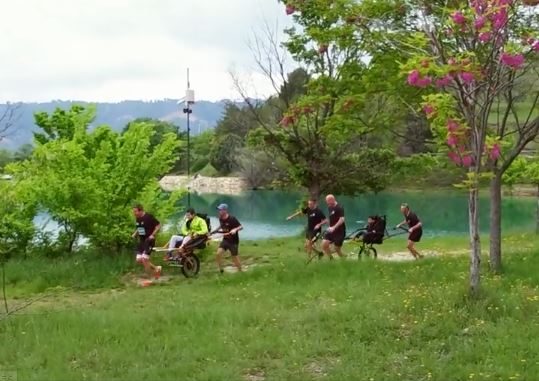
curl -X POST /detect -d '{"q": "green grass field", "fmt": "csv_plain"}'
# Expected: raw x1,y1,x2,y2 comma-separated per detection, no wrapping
1,234,539,381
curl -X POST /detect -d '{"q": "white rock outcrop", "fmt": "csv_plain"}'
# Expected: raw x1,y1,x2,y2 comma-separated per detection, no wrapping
159,175,248,195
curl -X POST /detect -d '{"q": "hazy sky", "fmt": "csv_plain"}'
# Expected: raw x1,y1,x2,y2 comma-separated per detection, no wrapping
0,0,292,103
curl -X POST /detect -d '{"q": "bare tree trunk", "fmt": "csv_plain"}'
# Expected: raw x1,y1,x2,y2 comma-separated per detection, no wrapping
489,172,502,273
309,183,321,200
469,188,481,295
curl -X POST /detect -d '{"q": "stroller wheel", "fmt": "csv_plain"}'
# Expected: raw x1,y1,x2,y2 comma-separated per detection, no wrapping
180,253,200,278
358,245,377,259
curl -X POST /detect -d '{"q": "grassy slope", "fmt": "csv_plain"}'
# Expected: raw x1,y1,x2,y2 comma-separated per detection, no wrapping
1,234,539,381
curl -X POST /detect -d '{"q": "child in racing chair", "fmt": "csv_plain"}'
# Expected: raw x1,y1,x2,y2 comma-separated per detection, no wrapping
356,215,385,244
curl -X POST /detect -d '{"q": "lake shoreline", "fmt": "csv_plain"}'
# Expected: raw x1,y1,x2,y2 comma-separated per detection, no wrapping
162,174,537,199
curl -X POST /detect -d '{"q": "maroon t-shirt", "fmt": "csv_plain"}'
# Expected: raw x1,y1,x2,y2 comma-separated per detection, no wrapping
406,211,421,230
136,213,160,240
328,204,346,235
219,215,242,245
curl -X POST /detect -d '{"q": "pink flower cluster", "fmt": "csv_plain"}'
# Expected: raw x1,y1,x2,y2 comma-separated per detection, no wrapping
443,118,501,165
444,119,474,167
452,11,466,25
488,143,501,161
280,115,295,127
526,38,539,52
500,52,525,69
448,151,474,167
478,32,492,43
435,74,454,88
285,4,296,15
459,71,475,84
464,0,515,44
280,102,319,127
407,70,432,88
423,104,435,117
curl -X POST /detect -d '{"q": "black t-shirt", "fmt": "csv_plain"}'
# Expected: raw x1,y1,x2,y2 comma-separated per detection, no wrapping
302,207,326,232
136,213,160,240
328,204,346,235
406,211,422,230
219,215,242,245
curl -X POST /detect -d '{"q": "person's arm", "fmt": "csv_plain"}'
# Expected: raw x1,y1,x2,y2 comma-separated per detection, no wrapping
286,210,303,221
226,218,243,236
149,223,160,240
180,220,188,236
409,221,422,232
146,215,161,240
327,207,345,232
396,219,407,228
228,225,243,235
314,218,328,231
328,217,345,232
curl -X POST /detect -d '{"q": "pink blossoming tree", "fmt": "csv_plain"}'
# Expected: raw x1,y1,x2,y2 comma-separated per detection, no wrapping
402,0,539,292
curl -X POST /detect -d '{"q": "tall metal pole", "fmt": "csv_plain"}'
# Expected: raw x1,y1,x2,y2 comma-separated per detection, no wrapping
183,68,193,207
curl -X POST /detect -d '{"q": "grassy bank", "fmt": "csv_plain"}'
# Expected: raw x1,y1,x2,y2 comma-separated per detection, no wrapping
1,234,539,381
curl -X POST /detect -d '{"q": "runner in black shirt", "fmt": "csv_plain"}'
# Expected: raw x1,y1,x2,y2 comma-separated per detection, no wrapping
286,199,325,257
215,203,243,273
315,194,346,258
396,203,423,259
132,204,162,278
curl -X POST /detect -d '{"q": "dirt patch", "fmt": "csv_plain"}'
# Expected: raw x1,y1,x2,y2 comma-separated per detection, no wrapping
223,263,260,274
304,361,327,378
243,369,265,381
378,250,439,262
121,272,175,287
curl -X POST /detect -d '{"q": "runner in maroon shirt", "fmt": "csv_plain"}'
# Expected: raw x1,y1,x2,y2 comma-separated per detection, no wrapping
315,194,346,259
396,203,424,259
132,204,162,278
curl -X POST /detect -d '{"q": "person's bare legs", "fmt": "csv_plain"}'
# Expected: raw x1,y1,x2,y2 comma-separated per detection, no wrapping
216,247,225,273
407,240,423,259
232,255,242,272
139,257,154,275
334,244,344,258
322,239,333,259
305,239,313,257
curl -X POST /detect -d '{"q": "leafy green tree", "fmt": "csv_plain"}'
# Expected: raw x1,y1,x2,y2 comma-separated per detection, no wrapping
209,133,244,175
235,2,404,197
0,181,36,259
13,144,33,161
123,117,179,147
0,149,13,171
236,147,285,189
502,157,528,194
0,145,34,171
190,130,215,173
503,156,539,233
525,160,539,233
12,107,182,254
214,103,259,139
33,105,93,144
123,118,185,173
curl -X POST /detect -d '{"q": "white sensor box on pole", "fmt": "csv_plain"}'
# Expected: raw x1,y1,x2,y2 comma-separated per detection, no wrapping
186,89,195,104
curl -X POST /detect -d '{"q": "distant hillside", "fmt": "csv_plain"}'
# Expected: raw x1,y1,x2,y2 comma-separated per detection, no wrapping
0,99,229,149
